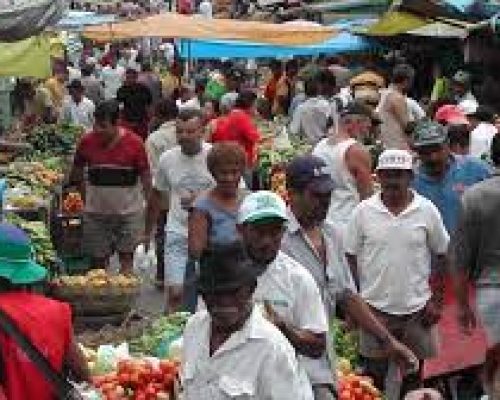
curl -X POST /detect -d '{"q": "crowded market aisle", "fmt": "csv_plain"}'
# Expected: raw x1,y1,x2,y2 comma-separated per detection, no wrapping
2,6,500,400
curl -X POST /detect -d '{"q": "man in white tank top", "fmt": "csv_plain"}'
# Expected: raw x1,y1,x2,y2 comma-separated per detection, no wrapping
313,102,374,230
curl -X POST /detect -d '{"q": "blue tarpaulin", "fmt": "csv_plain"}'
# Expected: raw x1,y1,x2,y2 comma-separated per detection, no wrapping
178,30,375,59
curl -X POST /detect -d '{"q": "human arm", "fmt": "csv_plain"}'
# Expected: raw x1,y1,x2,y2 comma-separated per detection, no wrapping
343,208,362,288
264,301,326,359
345,144,374,200
450,197,480,333
64,335,90,383
145,188,163,249
388,92,409,132
188,207,209,261
339,290,418,370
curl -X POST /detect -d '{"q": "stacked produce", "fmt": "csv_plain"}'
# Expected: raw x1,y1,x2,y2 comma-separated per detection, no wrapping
332,319,359,369
52,269,140,294
51,270,141,317
5,161,63,202
337,360,382,400
24,123,84,158
91,358,180,400
6,213,56,268
129,313,190,358
257,139,311,192
62,192,84,214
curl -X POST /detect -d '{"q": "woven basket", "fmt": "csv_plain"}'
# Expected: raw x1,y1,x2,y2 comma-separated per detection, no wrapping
51,285,139,316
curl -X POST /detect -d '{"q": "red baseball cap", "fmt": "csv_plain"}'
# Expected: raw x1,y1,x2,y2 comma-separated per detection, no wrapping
434,105,469,126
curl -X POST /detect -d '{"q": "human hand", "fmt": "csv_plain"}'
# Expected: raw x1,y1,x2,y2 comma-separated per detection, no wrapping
457,302,476,335
385,337,419,376
421,297,443,328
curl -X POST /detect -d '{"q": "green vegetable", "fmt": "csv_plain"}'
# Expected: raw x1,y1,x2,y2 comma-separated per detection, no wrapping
330,318,359,368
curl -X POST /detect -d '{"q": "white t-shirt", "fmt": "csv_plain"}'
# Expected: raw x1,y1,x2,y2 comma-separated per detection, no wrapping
406,97,426,122
101,65,125,100
154,143,215,236
253,251,330,385
470,122,497,159
344,191,449,315
198,0,213,18
313,137,359,228
60,96,95,132
183,307,313,400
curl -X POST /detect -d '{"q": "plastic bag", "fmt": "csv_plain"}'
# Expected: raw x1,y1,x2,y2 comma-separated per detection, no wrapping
133,243,156,280
92,343,131,375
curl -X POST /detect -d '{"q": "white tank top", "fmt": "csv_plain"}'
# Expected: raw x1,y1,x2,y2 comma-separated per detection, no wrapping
313,137,359,227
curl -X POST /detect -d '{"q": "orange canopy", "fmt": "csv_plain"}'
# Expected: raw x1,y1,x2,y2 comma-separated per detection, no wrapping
83,12,337,45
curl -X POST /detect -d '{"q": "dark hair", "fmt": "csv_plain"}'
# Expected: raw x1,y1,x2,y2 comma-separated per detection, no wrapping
207,142,247,175
177,107,203,121
491,133,500,166
304,77,320,97
472,105,495,123
285,59,299,74
235,90,257,110
141,61,152,72
447,124,470,148
269,59,283,74
392,64,415,84
317,68,337,92
155,98,178,121
81,64,93,77
94,100,120,124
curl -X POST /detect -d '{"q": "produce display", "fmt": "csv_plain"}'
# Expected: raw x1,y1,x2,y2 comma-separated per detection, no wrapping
91,358,180,400
332,318,359,369
5,213,56,268
52,269,140,293
5,161,63,199
24,123,83,158
257,139,311,190
62,192,84,214
337,359,382,400
129,313,190,358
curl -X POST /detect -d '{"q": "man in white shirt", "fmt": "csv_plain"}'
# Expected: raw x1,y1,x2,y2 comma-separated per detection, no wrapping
60,79,95,132
101,58,125,100
467,105,498,160
183,242,313,400
313,102,374,230
290,76,332,146
237,191,417,400
145,108,215,312
146,98,179,287
198,0,213,18
344,149,450,398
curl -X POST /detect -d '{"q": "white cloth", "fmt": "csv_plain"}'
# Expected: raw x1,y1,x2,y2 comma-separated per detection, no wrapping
154,143,215,236
198,0,213,18
406,97,426,122
145,121,178,176
176,97,201,111
289,97,332,146
182,307,313,400
470,122,497,159
253,251,330,385
101,65,125,100
344,191,450,315
313,137,359,228
60,96,95,132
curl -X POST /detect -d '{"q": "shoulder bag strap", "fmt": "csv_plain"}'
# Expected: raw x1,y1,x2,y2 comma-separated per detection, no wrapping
0,308,80,399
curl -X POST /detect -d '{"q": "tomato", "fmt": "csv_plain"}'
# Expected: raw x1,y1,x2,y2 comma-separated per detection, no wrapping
117,372,130,386
362,395,373,400
152,369,164,382
92,376,106,387
129,371,141,388
163,372,175,391
339,390,352,400
134,391,146,400
159,360,176,374
117,360,133,373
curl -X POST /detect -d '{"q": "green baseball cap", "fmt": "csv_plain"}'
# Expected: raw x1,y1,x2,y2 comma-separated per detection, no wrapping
238,191,288,225
0,223,47,285
412,119,448,148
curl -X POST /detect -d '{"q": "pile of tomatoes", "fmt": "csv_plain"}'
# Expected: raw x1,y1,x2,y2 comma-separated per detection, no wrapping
92,359,180,400
337,373,382,400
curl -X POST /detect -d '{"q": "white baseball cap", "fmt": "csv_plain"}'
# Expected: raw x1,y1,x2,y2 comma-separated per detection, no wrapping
458,99,479,116
376,149,413,171
238,191,288,225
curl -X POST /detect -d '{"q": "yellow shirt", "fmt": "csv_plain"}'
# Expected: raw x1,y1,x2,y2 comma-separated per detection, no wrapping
44,77,65,109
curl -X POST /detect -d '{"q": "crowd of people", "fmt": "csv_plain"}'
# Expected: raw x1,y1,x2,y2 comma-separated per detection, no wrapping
2,39,500,400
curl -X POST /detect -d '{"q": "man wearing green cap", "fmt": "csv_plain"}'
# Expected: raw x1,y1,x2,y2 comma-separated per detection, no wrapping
182,242,313,399
412,119,491,233
0,223,89,399
237,190,417,400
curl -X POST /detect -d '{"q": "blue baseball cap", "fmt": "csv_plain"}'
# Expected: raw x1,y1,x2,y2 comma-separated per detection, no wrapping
286,155,335,193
